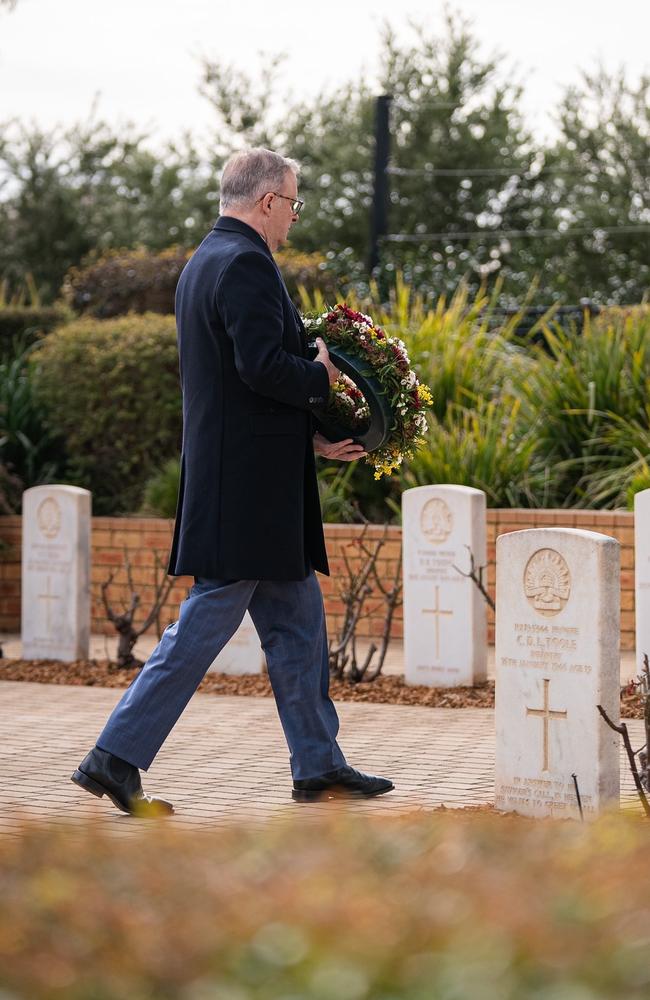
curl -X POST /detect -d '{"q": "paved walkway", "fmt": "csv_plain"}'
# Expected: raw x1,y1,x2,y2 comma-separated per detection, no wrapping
0,681,643,835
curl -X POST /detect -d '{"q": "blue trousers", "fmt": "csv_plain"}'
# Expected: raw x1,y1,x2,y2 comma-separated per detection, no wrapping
96,571,347,780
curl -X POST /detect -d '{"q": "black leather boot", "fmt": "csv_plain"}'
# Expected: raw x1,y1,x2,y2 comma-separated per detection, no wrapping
292,765,394,802
71,746,174,817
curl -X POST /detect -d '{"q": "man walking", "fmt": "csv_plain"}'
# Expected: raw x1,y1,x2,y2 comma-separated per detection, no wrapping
72,148,394,815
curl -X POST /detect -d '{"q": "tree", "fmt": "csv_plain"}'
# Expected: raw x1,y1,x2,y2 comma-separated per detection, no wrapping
0,119,219,300
524,68,650,304
372,14,537,298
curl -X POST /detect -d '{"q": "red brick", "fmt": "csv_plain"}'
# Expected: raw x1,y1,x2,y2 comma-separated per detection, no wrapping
0,562,21,580
621,610,634,631
621,548,635,570
621,591,636,611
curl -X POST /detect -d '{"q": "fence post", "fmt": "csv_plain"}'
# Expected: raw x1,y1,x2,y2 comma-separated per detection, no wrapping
369,94,392,276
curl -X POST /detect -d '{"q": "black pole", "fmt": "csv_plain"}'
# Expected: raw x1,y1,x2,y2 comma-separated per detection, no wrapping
369,94,391,276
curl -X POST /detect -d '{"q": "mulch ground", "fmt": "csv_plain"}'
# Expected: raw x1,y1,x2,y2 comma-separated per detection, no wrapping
0,657,645,718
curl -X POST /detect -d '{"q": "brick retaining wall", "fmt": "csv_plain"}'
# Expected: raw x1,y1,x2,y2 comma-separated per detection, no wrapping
0,509,636,650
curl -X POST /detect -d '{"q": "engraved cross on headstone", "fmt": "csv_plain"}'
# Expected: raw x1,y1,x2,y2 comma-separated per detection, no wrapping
526,677,568,772
37,575,60,635
422,584,453,659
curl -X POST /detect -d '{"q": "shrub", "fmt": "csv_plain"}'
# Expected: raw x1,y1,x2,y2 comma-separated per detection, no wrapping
0,462,22,514
142,452,382,524
302,279,539,518
31,313,181,514
520,308,650,507
1,812,650,999
0,341,65,507
0,305,72,358
594,303,650,333
275,247,336,301
63,247,191,317
141,456,181,518
403,398,549,507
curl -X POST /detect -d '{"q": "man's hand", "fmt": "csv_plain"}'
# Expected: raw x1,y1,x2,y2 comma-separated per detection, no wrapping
313,432,367,462
314,337,340,385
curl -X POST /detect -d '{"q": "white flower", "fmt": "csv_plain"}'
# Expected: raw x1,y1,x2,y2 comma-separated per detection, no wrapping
360,335,365,340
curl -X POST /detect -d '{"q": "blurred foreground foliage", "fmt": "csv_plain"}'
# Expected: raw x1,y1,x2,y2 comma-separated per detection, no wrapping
1,810,650,999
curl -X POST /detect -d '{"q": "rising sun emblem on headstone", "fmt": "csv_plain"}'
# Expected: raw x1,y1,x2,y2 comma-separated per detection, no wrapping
36,496,62,540
523,548,571,617
420,497,453,545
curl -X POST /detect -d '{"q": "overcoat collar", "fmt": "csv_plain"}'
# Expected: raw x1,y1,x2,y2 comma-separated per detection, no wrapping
213,216,273,260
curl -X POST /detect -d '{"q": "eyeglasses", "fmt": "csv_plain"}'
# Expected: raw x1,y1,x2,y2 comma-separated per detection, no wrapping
258,192,304,215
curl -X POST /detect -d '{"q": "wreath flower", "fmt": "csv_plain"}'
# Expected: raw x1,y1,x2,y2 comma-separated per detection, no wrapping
304,303,433,479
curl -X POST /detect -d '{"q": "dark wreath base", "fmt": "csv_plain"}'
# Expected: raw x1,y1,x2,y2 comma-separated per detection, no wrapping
307,342,394,452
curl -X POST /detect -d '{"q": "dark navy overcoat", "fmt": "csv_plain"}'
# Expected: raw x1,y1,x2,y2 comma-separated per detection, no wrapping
167,217,330,580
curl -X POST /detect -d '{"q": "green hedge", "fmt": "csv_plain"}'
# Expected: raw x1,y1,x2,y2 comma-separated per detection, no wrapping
63,246,335,320
275,247,336,302
31,313,181,514
0,305,72,357
63,247,191,317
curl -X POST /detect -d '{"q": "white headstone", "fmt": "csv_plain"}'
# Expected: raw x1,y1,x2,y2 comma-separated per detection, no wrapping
402,484,487,687
208,611,264,675
634,489,650,674
21,485,91,661
495,528,620,819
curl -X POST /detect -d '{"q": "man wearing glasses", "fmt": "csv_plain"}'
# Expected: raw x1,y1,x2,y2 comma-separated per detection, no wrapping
72,147,394,815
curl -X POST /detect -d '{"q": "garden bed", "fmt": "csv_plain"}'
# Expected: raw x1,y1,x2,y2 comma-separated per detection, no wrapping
0,657,644,717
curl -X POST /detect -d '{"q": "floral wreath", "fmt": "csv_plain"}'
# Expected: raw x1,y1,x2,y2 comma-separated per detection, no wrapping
303,303,433,479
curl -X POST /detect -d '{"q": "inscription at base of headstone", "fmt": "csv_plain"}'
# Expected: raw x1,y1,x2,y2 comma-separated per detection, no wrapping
495,528,620,819
634,489,650,674
21,485,91,661
402,484,487,687
208,611,264,675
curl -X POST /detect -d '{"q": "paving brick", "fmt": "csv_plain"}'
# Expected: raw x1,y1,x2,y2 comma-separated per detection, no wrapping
0,680,643,832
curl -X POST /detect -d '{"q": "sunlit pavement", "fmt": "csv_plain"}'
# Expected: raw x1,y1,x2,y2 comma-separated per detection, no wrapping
0,680,643,836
